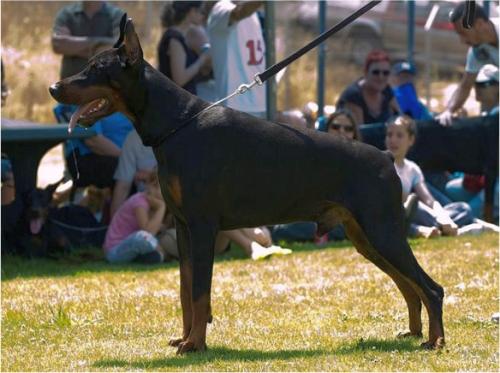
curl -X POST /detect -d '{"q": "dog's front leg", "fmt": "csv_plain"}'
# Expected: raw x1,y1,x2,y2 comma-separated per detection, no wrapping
169,220,193,348
176,219,217,354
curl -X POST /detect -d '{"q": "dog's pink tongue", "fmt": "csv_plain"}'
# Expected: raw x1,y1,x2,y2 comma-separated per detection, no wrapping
30,218,43,235
68,106,85,133
68,101,95,133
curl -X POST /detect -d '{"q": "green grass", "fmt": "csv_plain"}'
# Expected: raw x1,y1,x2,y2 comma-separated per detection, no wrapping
2,234,498,371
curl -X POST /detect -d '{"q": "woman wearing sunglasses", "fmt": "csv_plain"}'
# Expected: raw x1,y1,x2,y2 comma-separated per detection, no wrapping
325,109,361,141
336,49,400,126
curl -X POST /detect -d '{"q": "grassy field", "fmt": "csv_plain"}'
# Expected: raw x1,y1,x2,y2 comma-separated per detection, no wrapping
2,233,498,371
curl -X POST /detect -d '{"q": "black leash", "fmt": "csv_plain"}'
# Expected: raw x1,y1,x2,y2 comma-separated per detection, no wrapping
154,0,382,146
256,0,381,84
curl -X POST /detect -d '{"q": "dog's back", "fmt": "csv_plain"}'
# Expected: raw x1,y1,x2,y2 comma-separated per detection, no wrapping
156,105,399,228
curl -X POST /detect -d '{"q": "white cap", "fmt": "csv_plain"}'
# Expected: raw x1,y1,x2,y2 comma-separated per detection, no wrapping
476,64,499,83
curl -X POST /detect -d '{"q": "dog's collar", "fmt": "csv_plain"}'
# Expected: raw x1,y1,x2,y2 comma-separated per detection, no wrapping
150,119,192,147
149,103,215,147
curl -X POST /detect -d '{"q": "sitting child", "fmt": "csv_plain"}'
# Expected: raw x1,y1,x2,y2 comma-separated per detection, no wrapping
385,115,499,238
103,169,166,263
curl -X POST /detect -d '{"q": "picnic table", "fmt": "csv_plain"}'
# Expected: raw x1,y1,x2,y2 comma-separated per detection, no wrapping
1,118,96,195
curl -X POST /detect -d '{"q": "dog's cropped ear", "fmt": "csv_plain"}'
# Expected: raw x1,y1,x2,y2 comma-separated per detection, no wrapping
113,13,128,48
123,18,143,66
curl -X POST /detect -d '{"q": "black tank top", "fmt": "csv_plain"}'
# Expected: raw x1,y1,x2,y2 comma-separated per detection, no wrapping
336,79,396,124
157,29,199,95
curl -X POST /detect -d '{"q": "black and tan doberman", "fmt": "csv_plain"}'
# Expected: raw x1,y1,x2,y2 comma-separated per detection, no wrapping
49,16,445,354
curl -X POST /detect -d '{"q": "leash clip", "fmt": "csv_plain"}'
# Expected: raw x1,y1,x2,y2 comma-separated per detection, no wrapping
237,80,257,94
254,74,263,86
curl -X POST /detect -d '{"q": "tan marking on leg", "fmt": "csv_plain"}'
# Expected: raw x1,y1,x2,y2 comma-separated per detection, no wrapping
169,260,192,347
167,175,183,207
338,207,443,345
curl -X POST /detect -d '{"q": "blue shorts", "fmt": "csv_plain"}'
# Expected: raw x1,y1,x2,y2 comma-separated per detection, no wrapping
106,230,158,263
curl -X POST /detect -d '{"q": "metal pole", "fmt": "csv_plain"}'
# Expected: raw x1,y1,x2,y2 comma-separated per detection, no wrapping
483,0,490,18
317,0,326,119
424,4,440,108
407,0,415,65
264,2,276,121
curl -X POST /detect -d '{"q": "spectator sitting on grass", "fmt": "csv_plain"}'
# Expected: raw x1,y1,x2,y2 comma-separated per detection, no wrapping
390,61,433,121
326,108,361,140
385,115,499,238
103,169,167,264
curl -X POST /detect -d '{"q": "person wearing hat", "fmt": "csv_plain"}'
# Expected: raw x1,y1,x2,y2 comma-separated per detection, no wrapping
474,63,499,115
391,61,433,121
437,1,498,126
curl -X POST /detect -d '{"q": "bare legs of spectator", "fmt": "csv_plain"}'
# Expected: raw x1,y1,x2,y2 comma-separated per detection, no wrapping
216,227,291,260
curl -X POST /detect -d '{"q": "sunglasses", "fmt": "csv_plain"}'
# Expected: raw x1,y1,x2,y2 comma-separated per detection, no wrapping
330,123,354,132
475,81,497,89
370,69,390,77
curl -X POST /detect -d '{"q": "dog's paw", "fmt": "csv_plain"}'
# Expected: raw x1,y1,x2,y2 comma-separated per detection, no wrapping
168,337,185,347
176,340,207,355
397,331,423,339
420,337,445,350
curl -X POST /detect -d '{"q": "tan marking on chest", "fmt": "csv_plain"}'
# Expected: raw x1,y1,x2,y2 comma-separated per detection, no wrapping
167,175,183,207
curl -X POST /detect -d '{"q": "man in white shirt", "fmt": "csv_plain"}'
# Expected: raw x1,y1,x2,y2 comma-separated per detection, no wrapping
437,2,499,126
207,0,266,118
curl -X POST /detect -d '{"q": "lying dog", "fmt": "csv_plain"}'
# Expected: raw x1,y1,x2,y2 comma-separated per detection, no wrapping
49,15,445,354
1,179,63,257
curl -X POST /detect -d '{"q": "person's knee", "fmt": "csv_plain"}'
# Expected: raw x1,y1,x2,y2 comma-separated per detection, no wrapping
158,229,178,258
253,227,272,247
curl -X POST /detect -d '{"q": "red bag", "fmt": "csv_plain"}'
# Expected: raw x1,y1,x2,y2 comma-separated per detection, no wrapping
462,174,485,194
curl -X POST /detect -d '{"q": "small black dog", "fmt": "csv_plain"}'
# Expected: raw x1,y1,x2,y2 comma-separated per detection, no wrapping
49,15,445,353
2,179,63,257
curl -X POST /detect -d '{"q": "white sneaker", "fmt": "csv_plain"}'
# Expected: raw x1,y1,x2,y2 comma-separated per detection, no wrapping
457,223,484,236
250,242,273,261
473,218,500,233
266,245,292,256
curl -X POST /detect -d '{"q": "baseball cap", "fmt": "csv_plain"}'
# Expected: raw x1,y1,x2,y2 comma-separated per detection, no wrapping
476,64,499,83
392,61,417,75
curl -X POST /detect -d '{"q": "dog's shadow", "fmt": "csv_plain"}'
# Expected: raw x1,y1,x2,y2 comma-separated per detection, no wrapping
93,346,328,369
93,338,422,369
334,337,423,354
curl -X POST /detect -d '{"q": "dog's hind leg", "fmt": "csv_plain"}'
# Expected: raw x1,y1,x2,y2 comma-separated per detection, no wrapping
172,218,217,354
337,207,444,348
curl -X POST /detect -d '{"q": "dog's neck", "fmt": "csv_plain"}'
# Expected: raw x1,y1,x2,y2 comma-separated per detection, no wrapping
130,62,208,147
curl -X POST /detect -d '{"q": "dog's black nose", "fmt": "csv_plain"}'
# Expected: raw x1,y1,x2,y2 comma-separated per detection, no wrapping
48,84,59,98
